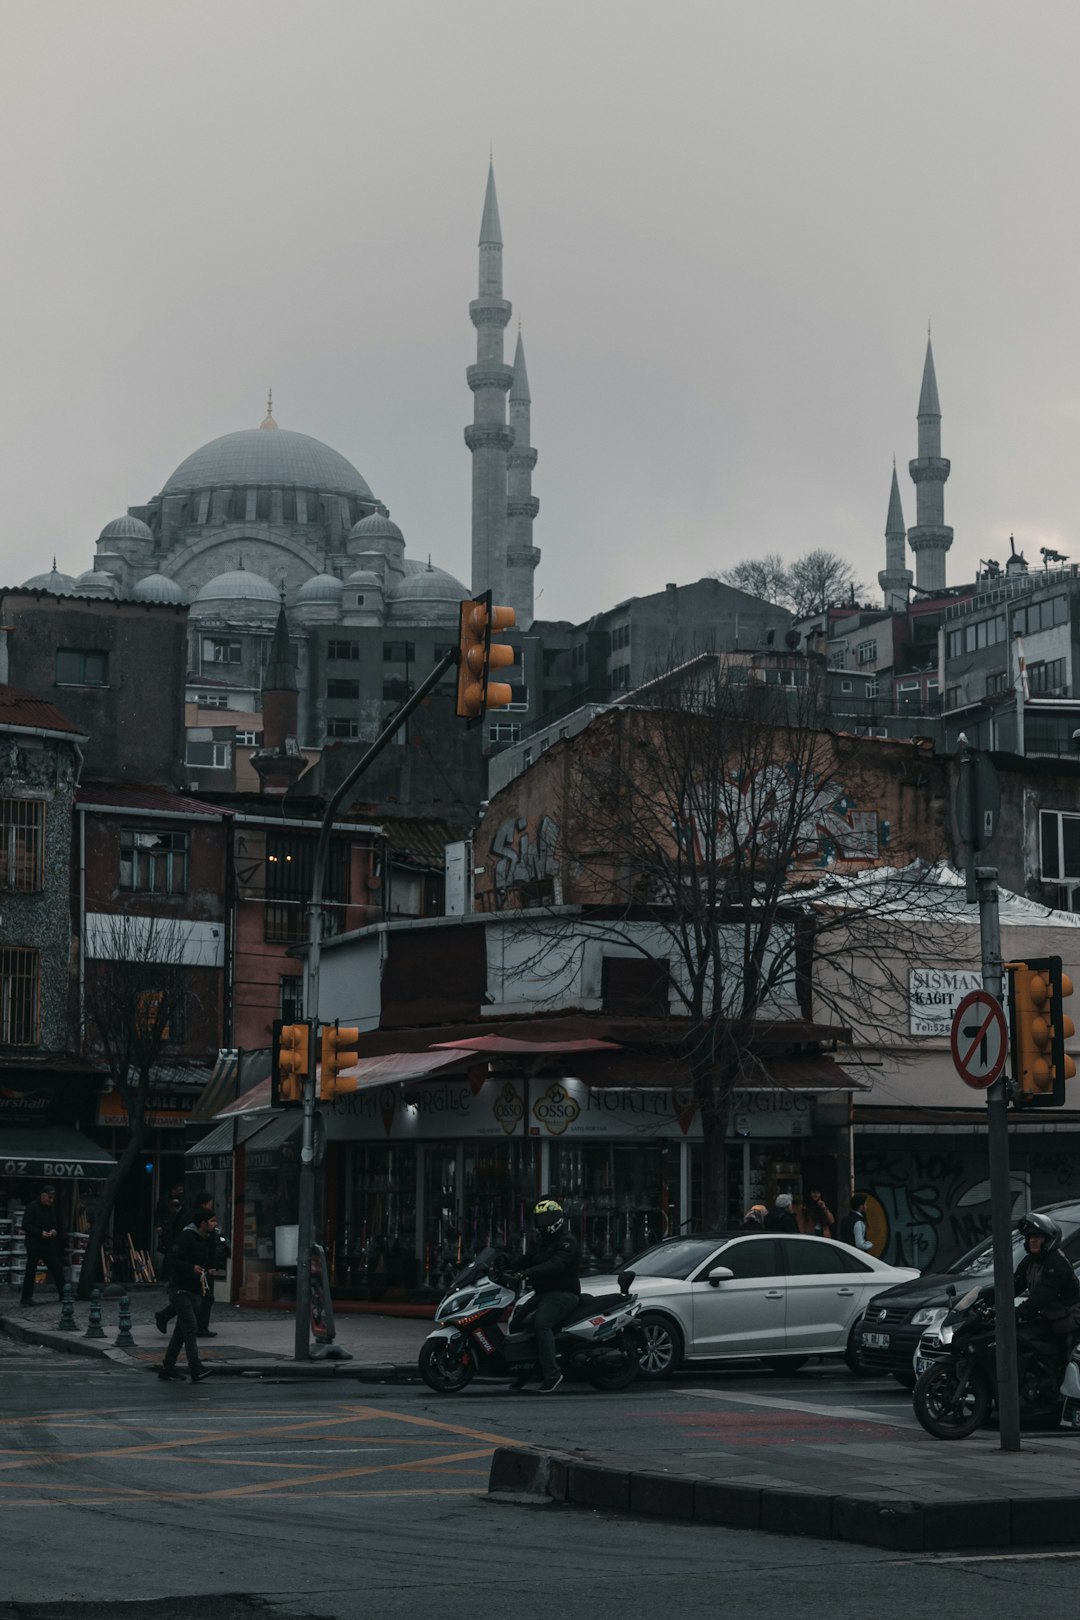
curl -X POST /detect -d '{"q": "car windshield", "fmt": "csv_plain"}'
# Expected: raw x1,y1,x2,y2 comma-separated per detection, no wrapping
948,1214,1080,1277
625,1237,732,1280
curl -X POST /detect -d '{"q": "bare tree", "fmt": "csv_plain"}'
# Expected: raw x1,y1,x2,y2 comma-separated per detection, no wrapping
717,554,793,608
787,549,863,616
485,663,955,1227
78,914,196,1298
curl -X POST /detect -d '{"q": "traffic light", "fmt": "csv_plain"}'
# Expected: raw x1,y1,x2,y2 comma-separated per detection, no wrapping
1006,956,1077,1107
320,1021,361,1100
272,1020,310,1108
456,590,516,719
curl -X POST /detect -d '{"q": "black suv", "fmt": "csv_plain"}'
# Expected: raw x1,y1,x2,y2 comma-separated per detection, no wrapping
854,1200,1080,1387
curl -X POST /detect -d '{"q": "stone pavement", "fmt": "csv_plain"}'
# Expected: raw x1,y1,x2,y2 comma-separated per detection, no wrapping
0,1287,429,1378
491,1419,1080,1552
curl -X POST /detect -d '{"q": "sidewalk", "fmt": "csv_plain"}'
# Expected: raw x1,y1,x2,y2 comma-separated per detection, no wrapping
0,1288,429,1379
490,1428,1080,1552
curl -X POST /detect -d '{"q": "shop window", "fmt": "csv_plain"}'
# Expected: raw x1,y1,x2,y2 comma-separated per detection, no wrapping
56,648,108,686
0,946,39,1045
336,1145,417,1293
601,955,670,1017
120,828,189,895
552,1142,680,1269
0,799,45,892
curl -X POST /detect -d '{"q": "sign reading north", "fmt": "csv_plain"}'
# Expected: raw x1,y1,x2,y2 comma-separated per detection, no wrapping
950,990,1008,1089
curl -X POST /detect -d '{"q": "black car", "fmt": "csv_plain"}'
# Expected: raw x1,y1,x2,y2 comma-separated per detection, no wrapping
854,1199,1080,1387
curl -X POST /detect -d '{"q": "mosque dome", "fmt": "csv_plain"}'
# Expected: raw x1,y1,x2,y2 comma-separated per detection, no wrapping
386,563,467,625
22,563,77,594
75,568,118,598
349,511,403,543
193,568,279,606
162,427,373,500
133,573,186,604
296,573,344,605
99,514,153,545
346,568,383,588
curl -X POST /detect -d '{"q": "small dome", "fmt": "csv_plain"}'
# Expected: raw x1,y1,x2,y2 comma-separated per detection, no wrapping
297,573,344,604
386,563,467,625
98,514,153,544
133,573,186,604
75,568,118,598
194,569,279,604
349,511,403,543
346,568,383,589
22,563,77,595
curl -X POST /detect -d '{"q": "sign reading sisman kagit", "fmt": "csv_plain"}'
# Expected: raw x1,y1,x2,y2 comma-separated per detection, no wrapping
909,968,983,1037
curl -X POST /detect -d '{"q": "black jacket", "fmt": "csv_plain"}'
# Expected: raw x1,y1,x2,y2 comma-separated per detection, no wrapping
1015,1247,1080,1328
522,1227,582,1297
23,1199,61,1252
165,1225,215,1295
764,1211,799,1233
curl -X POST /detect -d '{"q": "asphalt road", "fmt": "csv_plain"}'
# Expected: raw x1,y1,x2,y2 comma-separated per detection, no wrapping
2,1350,1079,1619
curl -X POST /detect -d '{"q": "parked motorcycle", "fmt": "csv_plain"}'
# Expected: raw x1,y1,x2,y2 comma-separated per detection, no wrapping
418,1246,643,1394
912,1281,1065,1439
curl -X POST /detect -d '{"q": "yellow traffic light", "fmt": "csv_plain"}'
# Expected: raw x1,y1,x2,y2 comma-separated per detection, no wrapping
272,1020,310,1107
1007,956,1077,1107
320,1022,361,1100
456,592,516,719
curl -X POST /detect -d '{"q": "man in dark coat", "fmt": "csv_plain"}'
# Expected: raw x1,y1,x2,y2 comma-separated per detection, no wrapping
158,1208,215,1384
20,1185,65,1306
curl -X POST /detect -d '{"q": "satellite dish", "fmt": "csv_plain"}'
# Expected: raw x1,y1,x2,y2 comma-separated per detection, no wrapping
784,629,801,650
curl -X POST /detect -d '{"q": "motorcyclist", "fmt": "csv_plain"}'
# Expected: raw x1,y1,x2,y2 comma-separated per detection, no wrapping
1014,1212,1080,1375
515,1198,581,1394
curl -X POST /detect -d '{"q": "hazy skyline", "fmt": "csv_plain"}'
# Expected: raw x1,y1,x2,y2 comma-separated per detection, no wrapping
1,0,1077,621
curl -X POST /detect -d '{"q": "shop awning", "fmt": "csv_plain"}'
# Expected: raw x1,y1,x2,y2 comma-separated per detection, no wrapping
184,1115,267,1158
244,1113,302,1155
431,1035,621,1055
0,1128,115,1178
212,1049,473,1121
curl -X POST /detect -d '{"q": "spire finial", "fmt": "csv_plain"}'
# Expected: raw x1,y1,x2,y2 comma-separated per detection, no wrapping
260,389,278,430
52,554,57,573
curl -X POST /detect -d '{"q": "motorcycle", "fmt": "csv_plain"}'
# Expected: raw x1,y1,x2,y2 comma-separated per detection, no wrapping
912,1281,1066,1439
418,1246,643,1394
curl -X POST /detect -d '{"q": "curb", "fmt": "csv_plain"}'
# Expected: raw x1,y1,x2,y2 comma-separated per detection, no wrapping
487,1446,1080,1552
0,1314,130,1364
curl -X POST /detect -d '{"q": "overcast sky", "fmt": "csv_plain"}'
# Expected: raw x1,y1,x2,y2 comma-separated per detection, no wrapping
0,0,1076,621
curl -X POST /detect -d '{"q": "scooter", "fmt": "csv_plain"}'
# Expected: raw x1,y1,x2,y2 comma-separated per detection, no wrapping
418,1246,643,1394
912,1281,1067,1439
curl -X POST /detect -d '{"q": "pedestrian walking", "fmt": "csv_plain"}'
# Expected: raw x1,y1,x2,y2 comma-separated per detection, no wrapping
805,1189,835,1238
20,1184,66,1306
157,1207,215,1384
739,1204,767,1232
196,1205,231,1337
838,1194,874,1252
764,1193,799,1233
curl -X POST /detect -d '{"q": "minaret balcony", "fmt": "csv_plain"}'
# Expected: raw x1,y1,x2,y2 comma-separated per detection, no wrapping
507,497,540,519
907,525,954,550
469,297,512,330
467,363,514,394
507,545,541,569
464,424,513,452
508,446,538,470
908,457,951,484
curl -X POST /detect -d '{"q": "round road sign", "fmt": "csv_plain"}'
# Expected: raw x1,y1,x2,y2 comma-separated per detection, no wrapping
950,989,1008,1089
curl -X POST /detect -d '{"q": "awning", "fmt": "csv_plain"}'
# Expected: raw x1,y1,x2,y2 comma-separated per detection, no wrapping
431,1035,621,1055
0,1128,115,1179
244,1113,302,1157
213,1049,473,1120
184,1115,267,1159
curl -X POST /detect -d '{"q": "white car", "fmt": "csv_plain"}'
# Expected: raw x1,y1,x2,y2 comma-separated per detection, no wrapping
589,1233,919,1379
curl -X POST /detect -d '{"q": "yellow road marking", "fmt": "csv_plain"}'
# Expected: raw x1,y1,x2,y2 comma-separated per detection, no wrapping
343,1403,521,1448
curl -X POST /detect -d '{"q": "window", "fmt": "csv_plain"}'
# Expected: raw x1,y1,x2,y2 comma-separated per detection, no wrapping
1040,810,1080,882
0,800,44,892
780,1239,873,1275
559,726,569,740
601,956,670,1017
327,679,360,701
279,975,303,1023
540,737,550,753
828,650,847,670
947,629,963,659
282,489,297,522
490,722,521,744
865,678,879,698
185,741,230,769
326,717,360,739
609,664,631,693
987,669,1009,695
522,747,533,768
120,829,189,894
1012,597,1069,637
354,595,366,607
203,639,242,666
383,678,414,701
264,833,348,943
383,641,415,663
701,1239,781,1280
56,648,108,686
328,640,359,661
764,667,807,687
0,947,39,1045
235,730,257,746
507,683,529,709
1029,658,1067,694
944,686,963,709
840,680,853,693
855,639,877,666
609,624,631,651
194,693,229,709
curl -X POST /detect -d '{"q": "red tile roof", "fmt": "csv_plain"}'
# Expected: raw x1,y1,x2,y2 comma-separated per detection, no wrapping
77,784,229,818
0,685,87,737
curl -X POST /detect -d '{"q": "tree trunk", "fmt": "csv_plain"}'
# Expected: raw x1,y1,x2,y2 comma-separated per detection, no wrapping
77,1121,149,1299
692,1055,736,1230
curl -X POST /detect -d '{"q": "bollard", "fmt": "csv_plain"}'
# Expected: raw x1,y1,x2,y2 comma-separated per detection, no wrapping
84,1286,105,1339
57,1283,78,1332
114,1293,136,1349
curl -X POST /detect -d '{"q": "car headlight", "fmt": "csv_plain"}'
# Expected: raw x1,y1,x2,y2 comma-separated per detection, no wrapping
911,1306,947,1329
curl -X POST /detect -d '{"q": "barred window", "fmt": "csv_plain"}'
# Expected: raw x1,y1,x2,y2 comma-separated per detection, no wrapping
120,829,189,894
0,800,45,892
280,975,304,1023
0,947,39,1045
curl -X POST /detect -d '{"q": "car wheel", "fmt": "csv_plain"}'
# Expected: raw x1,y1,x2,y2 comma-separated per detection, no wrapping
764,1355,809,1374
892,1370,917,1391
844,1323,876,1377
636,1313,684,1380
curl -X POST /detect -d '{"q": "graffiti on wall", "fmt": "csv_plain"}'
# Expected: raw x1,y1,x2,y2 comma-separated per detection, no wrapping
491,814,559,898
683,766,884,870
856,1144,1034,1270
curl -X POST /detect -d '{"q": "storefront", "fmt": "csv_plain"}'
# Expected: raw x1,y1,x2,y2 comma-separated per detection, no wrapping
0,1125,115,1290
214,1069,854,1301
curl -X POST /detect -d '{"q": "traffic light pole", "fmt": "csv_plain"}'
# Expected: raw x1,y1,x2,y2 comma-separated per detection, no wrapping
976,865,1022,1452
295,648,458,1360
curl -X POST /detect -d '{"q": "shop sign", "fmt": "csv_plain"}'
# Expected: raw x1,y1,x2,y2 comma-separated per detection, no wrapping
97,1092,198,1130
909,969,983,1037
